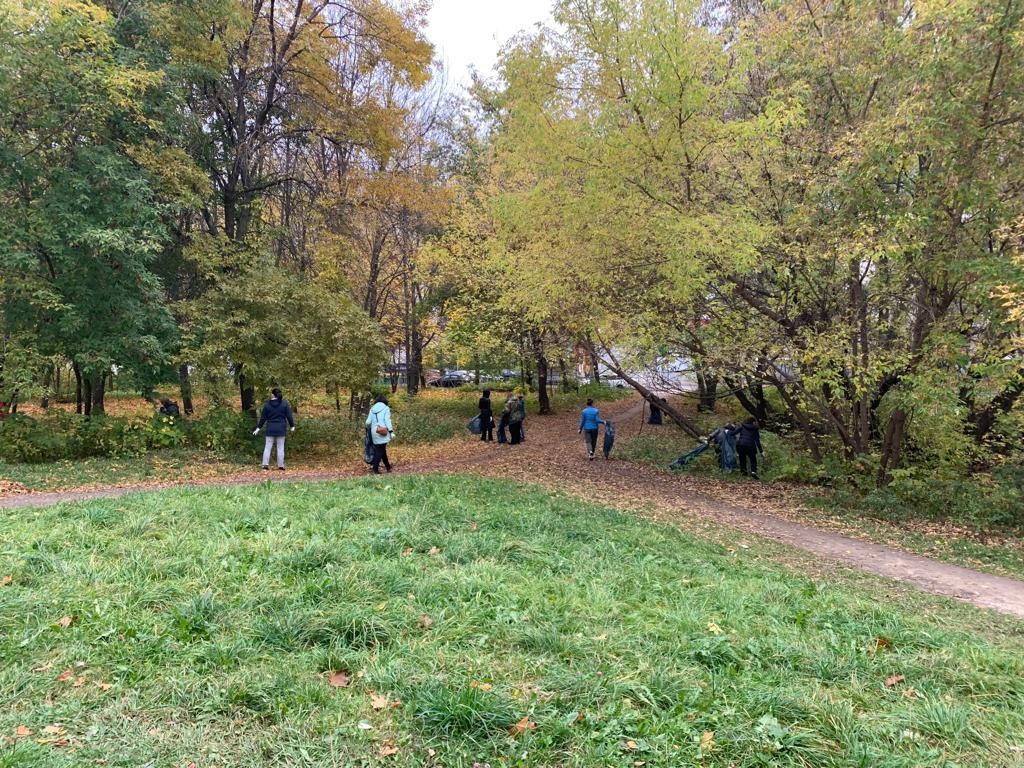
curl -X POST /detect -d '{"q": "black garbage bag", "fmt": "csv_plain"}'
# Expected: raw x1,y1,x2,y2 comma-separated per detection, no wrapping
669,441,709,470
497,412,508,444
603,421,615,458
363,426,374,464
467,415,482,435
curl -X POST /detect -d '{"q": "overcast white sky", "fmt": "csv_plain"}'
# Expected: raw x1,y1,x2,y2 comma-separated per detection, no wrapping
426,0,554,88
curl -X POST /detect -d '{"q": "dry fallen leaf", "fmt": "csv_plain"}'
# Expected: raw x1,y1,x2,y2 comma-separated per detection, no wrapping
874,636,893,651
34,661,54,673
95,681,113,692
56,669,74,683
509,716,537,737
706,622,722,635
1,575,12,586
700,731,715,751
378,740,399,757
56,616,73,629
417,614,434,630
328,671,351,688
885,674,906,687
401,547,413,557
14,725,32,738
903,687,919,699
469,681,492,691
591,633,608,641
72,676,86,687
42,725,65,736
428,546,441,556
624,739,638,751
370,693,389,710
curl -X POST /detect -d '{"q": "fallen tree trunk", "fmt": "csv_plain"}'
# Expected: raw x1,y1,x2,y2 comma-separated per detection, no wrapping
585,340,704,439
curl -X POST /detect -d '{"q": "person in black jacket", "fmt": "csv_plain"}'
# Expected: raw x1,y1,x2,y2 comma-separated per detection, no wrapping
478,389,493,442
733,417,764,479
253,387,295,470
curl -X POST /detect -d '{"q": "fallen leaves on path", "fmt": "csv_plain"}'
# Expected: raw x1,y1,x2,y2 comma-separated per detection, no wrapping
55,616,73,629
885,674,906,688
0,480,32,497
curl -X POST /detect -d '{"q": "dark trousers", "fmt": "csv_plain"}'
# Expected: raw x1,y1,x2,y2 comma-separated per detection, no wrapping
584,429,599,455
509,422,522,445
480,413,493,441
371,443,391,473
738,445,758,476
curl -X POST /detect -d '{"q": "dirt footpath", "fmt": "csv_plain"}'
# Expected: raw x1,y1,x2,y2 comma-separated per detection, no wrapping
3,397,1024,618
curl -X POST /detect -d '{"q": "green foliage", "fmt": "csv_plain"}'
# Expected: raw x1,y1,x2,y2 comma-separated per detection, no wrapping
0,0,181,392
183,236,386,398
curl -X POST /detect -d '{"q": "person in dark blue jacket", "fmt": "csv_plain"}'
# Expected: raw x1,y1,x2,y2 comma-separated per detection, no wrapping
253,388,295,470
578,399,605,460
732,417,764,478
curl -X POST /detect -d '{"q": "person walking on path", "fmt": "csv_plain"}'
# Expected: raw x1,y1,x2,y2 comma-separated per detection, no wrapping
505,393,524,445
733,417,764,479
478,389,494,442
253,388,295,470
579,399,605,460
366,395,395,473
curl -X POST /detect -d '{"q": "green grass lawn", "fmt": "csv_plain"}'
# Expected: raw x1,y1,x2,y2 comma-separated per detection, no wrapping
2,477,1023,767
618,430,1024,582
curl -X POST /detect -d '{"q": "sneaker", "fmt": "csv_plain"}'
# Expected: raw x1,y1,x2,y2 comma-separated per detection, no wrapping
277,466,285,471
262,465,269,471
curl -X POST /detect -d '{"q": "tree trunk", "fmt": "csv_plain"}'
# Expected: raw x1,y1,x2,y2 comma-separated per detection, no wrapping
969,367,1024,444
589,344,703,439
558,357,573,392
878,409,908,485
83,374,92,417
696,370,718,412
73,362,83,414
238,367,256,414
774,383,823,463
589,349,601,384
40,364,53,409
90,373,106,416
178,363,195,415
407,321,422,396
534,337,551,414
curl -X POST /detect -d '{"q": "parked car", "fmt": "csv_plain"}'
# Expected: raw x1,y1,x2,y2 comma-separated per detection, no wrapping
431,371,473,388
500,369,519,381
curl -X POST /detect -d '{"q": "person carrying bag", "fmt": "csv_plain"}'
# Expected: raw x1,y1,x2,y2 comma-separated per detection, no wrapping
365,395,395,474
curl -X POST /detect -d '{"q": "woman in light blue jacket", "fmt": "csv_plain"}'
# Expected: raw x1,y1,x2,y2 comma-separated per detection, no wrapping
365,395,395,473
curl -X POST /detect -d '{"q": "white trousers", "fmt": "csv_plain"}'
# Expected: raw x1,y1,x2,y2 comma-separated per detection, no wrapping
262,436,285,467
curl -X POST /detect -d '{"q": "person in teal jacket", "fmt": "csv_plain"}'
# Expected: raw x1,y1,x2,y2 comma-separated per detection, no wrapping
365,395,395,473
578,399,605,460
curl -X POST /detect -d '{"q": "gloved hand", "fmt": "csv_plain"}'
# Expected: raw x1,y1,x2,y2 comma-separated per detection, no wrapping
252,428,259,436
578,428,582,434
290,427,295,433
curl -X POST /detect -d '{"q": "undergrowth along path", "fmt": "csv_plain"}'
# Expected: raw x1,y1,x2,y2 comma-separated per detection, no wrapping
2,398,1024,618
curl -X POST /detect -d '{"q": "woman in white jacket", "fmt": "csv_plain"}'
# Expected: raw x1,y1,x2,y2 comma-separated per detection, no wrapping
365,395,395,473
